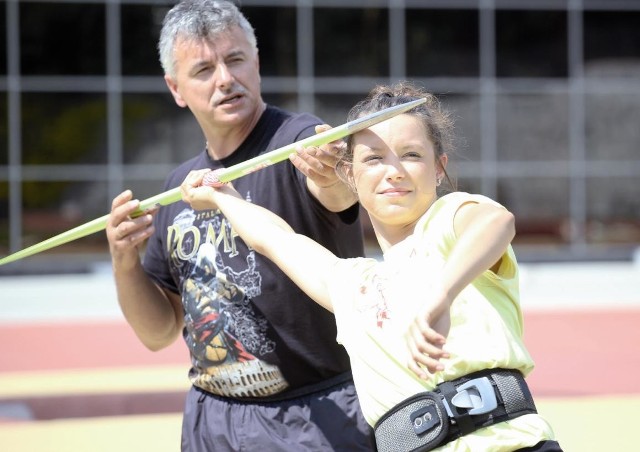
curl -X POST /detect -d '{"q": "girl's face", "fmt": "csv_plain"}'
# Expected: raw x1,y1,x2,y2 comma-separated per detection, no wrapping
351,114,446,230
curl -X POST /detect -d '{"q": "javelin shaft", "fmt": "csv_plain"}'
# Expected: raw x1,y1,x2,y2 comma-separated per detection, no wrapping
0,98,425,266
214,97,425,182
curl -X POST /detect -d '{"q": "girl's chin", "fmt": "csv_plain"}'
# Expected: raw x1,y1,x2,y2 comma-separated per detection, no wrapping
372,208,421,224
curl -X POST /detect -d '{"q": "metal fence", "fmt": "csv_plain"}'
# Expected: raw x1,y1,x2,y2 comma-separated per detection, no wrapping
1,0,639,267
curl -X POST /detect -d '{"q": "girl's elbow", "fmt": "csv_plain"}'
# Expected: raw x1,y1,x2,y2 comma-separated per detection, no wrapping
252,241,270,258
485,207,515,241
501,210,516,240
250,228,291,257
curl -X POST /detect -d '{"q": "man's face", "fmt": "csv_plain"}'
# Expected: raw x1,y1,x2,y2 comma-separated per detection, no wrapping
165,25,262,131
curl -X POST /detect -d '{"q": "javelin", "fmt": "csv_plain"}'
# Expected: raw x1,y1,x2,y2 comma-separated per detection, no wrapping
0,98,425,266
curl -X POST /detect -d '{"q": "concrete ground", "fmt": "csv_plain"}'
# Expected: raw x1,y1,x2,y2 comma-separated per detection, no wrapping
1,259,639,451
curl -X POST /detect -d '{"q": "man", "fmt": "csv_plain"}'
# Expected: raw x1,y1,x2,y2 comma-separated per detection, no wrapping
105,1,373,450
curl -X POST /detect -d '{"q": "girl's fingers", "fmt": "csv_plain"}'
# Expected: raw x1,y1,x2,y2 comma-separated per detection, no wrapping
405,322,449,378
407,361,428,380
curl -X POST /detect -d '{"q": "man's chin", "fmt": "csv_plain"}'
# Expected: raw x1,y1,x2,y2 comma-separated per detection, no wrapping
213,109,248,125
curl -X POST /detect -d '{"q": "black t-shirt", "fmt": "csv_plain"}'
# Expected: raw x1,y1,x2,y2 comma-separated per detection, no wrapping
143,105,364,397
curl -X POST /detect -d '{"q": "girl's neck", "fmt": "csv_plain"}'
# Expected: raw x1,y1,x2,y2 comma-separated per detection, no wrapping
370,196,439,252
372,221,416,253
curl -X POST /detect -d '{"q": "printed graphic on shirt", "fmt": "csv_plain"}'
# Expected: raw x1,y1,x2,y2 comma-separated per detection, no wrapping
166,196,288,398
355,249,422,330
357,273,392,329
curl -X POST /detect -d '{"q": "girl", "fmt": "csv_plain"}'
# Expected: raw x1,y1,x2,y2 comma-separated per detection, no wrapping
180,82,561,451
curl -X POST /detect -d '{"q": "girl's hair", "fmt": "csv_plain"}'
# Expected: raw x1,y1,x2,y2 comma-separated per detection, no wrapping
337,81,456,193
158,0,257,79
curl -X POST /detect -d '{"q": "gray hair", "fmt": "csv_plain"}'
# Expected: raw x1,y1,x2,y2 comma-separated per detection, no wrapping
158,0,258,78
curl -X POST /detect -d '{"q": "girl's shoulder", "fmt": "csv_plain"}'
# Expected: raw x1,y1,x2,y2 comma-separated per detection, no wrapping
419,192,504,227
438,191,502,209
413,192,504,253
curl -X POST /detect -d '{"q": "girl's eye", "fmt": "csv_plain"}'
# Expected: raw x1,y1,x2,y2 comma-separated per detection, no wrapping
362,155,382,163
403,152,422,159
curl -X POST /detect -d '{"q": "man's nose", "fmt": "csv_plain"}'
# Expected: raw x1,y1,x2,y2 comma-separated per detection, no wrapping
216,64,233,89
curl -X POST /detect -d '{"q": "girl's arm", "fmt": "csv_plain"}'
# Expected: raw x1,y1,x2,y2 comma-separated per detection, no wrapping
406,201,516,379
181,169,339,312
441,201,515,299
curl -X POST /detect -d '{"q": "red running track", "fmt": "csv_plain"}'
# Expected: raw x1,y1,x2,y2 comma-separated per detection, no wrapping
0,309,638,404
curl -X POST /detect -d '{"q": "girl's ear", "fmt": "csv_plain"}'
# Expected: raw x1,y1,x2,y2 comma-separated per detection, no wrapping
439,153,448,171
436,153,448,181
335,161,357,193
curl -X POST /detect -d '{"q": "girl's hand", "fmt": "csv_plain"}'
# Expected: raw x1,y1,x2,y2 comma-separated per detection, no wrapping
180,169,238,211
405,292,452,380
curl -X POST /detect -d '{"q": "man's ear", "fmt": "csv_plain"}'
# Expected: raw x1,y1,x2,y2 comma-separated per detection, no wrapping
255,52,261,84
165,74,187,108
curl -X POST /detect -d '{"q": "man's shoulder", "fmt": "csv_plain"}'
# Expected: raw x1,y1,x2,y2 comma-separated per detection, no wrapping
265,104,322,123
264,105,322,139
164,150,208,188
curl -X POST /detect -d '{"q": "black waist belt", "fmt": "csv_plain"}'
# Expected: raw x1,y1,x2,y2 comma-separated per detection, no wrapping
374,368,537,452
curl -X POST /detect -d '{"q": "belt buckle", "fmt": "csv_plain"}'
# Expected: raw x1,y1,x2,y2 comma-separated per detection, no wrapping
449,376,498,415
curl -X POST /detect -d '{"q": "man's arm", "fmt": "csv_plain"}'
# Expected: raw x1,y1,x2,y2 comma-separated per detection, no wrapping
107,190,184,351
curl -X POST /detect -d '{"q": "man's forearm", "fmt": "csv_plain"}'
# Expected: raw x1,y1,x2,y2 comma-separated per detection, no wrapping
307,178,358,213
114,260,183,351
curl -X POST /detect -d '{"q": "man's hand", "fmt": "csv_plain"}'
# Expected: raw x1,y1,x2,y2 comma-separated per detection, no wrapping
290,124,345,188
106,190,156,270
291,125,358,212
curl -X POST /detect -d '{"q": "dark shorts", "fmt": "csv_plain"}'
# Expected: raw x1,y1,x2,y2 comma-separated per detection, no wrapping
181,376,375,451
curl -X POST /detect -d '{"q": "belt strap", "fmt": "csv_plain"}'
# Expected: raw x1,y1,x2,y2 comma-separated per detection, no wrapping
374,368,537,452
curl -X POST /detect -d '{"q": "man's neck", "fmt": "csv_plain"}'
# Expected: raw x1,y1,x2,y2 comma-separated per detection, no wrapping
205,102,266,160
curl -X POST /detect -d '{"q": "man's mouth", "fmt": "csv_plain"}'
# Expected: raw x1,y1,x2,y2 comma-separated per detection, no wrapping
217,93,243,106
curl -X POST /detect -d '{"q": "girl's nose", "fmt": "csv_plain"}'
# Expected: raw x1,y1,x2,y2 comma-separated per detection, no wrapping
385,159,405,180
